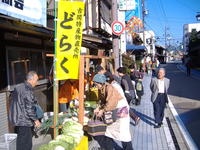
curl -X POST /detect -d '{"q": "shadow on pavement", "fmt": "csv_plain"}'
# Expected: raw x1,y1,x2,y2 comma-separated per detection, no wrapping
179,107,200,149
130,108,156,126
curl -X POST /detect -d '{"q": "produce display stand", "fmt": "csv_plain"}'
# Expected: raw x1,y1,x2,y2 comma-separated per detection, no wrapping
51,54,114,138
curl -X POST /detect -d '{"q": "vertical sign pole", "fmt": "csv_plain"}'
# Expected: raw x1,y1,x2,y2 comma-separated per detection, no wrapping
78,55,85,125
53,0,59,138
112,0,120,69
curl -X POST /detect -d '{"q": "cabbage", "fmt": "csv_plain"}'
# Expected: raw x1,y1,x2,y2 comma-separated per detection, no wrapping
38,144,50,150
55,135,76,144
49,140,69,150
54,146,65,150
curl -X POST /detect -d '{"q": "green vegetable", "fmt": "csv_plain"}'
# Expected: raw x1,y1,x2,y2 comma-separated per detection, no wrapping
38,144,50,150
49,140,70,150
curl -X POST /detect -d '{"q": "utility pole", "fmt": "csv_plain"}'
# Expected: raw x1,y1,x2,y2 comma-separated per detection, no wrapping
142,0,145,47
112,0,120,69
164,25,168,63
165,25,167,49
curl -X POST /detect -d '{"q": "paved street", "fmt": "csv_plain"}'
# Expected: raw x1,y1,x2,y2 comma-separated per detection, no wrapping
163,62,200,149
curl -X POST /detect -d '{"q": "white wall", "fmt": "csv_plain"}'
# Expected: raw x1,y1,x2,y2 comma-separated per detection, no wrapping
139,30,156,56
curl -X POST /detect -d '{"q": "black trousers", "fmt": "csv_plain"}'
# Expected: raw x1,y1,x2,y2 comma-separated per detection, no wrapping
94,135,133,150
15,126,33,150
153,93,167,124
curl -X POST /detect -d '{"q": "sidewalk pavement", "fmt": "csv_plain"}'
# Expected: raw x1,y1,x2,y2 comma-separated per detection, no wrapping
130,74,175,150
177,64,200,79
90,74,189,150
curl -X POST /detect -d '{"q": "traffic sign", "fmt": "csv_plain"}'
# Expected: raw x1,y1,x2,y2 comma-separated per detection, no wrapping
111,21,125,35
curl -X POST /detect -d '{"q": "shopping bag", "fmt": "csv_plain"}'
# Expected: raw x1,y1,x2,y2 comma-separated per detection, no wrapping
87,116,107,136
35,104,44,119
103,109,117,125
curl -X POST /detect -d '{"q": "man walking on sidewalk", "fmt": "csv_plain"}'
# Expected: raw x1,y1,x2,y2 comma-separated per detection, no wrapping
150,68,170,128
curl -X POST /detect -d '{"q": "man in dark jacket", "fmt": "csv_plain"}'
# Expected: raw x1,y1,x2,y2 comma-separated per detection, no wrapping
9,71,41,150
117,67,140,125
129,64,144,105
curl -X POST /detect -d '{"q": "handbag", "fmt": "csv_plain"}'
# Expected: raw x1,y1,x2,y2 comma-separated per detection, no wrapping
35,104,44,119
103,109,117,125
87,116,107,136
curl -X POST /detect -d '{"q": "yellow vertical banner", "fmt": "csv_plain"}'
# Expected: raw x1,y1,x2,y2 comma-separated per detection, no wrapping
56,0,85,80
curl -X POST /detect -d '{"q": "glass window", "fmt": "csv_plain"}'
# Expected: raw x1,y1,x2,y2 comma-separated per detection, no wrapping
7,46,45,85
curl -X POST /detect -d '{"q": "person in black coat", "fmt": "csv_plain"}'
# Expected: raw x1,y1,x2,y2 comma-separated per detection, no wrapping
9,71,41,150
129,64,144,105
117,67,140,125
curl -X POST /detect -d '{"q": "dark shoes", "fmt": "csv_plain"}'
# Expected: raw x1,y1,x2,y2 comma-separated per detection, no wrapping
154,123,162,128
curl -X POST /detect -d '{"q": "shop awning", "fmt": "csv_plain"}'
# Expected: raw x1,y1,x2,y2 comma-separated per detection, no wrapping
126,45,146,52
0,14,53,38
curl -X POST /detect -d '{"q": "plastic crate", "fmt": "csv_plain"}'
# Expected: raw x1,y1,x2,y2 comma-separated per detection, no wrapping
0,134,17,150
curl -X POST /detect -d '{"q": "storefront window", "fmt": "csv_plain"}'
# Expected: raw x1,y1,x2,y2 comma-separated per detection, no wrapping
7,46,45,85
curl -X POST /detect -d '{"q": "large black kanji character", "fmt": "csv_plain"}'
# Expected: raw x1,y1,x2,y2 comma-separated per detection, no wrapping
2,0,12,6
14,0,24,10
60,57,69,73
60,35,72,52
60,12,75,29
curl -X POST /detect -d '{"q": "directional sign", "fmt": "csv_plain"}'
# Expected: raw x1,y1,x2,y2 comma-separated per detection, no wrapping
111,21,125,35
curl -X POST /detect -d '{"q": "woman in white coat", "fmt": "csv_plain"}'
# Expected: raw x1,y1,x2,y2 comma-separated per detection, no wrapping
93,73,133,150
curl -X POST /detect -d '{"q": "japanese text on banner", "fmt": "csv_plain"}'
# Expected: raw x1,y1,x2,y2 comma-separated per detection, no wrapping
56,0,85,80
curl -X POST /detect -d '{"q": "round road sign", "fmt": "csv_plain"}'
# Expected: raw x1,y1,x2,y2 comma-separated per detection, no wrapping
111,21,125,35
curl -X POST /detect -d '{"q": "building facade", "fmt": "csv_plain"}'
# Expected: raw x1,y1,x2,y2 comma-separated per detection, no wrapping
139,30,156,57
0,0,113,135
183,23,200,52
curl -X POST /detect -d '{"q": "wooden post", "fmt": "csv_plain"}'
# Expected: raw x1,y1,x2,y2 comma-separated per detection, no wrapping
78,56,85,125
53,80,59,138
86,57,90,73
101,58,106,69
53,0,59,138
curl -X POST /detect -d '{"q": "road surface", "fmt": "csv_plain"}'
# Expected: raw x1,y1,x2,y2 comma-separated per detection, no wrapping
163,62,200,149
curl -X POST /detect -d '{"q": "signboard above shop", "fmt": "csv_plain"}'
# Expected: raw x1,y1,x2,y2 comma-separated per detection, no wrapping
0,0,46,27
119,0,136,11
125,0,141,21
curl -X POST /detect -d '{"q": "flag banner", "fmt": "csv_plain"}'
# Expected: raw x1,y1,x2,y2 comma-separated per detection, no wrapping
56,0,85,80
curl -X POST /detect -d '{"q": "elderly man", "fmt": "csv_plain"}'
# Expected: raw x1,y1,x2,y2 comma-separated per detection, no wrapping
9,71,41,150
150,68,170,128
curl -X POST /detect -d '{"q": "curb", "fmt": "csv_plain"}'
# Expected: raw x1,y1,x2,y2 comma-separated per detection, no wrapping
167,97,198,150
163,117,176,150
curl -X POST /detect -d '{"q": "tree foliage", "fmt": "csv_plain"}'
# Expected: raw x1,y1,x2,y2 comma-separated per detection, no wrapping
188,30,200,51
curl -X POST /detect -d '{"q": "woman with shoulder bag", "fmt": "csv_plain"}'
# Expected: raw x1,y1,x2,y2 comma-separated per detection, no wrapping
93,73,133,150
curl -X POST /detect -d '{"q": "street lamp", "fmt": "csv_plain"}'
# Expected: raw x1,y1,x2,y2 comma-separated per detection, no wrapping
196,12,200,21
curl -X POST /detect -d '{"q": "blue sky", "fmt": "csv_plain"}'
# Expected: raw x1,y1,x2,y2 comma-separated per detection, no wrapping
145,0,200,46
